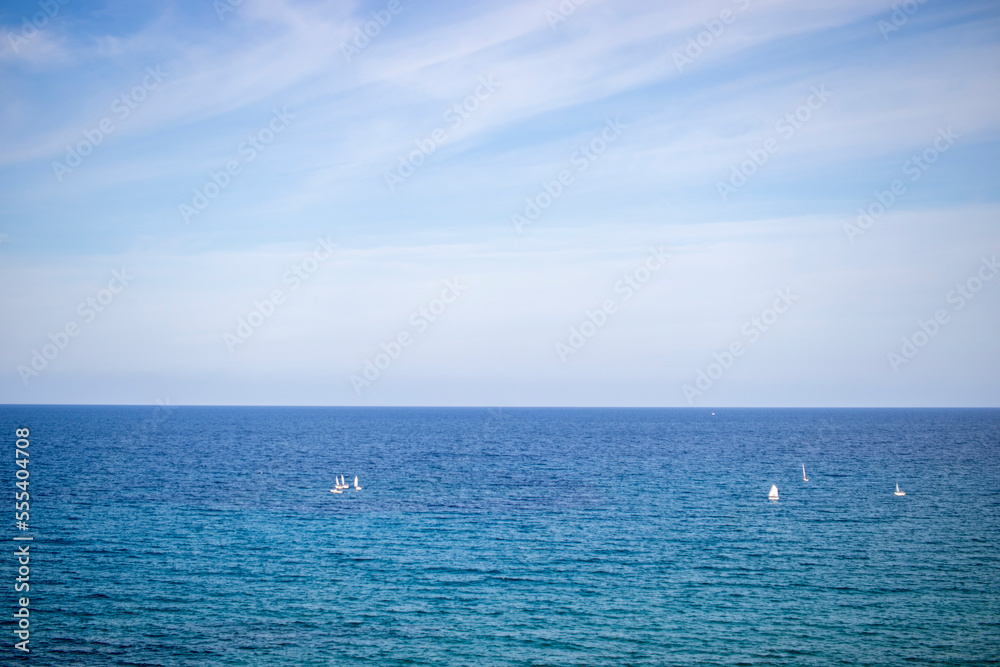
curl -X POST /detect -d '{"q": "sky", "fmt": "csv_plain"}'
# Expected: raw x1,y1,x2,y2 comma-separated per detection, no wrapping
0,0,998,407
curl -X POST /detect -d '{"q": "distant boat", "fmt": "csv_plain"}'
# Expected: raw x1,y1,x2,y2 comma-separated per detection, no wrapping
331,475,346,493
768,484,779,500
802,464,809,482
354,475,362,491
894,483,906,496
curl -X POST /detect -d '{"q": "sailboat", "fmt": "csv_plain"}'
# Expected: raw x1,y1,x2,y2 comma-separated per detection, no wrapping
894,483,906,496
353,475,362,491
802,464,809,482
331,475,346,493
768,484,779,501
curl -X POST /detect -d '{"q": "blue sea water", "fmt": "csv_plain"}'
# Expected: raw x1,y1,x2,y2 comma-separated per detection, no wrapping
1,406,998,666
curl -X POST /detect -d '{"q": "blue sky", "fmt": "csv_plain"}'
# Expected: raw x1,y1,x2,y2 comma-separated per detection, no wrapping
0,0,998,406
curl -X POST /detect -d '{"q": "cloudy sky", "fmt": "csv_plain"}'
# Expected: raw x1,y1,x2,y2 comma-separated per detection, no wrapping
1,0,997,407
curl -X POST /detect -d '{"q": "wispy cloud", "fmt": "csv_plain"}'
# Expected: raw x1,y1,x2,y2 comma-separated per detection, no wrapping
1,0,997,405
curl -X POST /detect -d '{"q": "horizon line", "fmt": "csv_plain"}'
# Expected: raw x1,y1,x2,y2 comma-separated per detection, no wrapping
2,404,998,410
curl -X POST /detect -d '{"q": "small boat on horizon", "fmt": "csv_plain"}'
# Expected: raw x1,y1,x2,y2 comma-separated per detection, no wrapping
894,483,906,496
802,464,809,482
768,484,779,501
331,475,347,493
354,475,362,491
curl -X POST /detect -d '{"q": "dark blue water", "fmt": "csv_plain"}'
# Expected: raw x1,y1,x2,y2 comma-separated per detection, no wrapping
2,407,998,665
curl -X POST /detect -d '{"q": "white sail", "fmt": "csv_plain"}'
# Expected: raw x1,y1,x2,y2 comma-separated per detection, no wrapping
894,483,906,496
768,484,779,500
354,475,361,490
802,464,809,481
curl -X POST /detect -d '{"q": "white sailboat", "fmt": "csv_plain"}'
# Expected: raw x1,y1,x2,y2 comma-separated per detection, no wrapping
802,464,809,482
354,475,362,491
768,484,779,501
331,474,346,493
894,483,906,496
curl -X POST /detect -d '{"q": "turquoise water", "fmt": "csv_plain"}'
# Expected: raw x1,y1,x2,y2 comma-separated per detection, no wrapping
2,407,998,665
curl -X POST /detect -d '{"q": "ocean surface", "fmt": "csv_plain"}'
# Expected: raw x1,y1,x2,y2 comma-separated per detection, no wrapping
1,407,998,666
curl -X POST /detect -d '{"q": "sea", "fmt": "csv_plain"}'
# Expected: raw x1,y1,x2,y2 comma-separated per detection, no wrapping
1,406,998,666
